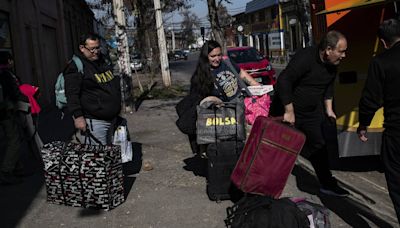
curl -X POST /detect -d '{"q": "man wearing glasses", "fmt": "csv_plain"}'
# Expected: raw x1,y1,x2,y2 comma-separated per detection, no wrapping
64,33,121,145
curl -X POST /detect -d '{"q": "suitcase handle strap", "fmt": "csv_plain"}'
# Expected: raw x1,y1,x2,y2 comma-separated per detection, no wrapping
225,195,274,225
81,129,103,145
58,143,87,207
58,144,68,205
77,149,86,208
213,103,240,155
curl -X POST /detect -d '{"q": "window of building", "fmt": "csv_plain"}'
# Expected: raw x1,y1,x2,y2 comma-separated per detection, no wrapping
250,14,255,23
0,11,12,54
259,10,265,22
271,7,277,20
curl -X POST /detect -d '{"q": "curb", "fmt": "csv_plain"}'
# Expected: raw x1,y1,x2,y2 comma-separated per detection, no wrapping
295,156,398,223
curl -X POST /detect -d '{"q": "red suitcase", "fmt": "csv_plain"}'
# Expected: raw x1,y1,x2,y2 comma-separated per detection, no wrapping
231,116,306,198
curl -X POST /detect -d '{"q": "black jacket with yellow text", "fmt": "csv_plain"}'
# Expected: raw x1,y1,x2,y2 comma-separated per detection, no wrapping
64,53,121,121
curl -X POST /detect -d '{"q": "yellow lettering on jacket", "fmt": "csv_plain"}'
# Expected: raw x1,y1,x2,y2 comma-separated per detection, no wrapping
94,70,114,83
205,117,237,126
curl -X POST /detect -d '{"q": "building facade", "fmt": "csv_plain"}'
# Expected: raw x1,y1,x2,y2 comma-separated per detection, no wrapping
0,0,94,107
230,0,321,64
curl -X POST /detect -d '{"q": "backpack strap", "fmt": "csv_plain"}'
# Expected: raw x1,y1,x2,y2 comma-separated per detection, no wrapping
223,58,252,97
71,55,84,74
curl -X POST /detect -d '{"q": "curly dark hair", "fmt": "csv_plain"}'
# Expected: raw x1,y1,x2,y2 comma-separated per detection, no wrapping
190,40,221,98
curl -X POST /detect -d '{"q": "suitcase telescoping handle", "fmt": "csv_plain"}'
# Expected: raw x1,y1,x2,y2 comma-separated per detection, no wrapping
213,102,241,156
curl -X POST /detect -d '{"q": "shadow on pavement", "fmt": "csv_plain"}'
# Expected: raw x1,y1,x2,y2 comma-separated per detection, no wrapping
0,143,44,228
183,155,208,178
0,125,44,228
329,152,384,173
123,142,143,176
292,165,394,227
76,177,136,218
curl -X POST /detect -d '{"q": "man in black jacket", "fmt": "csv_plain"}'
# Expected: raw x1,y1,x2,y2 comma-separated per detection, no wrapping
358,18,400,222
64,33,121,145
273,30,349,197
0,51,23,184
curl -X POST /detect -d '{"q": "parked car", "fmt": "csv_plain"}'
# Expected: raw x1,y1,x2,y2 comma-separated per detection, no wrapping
169,50,188,61
130,53,144,71
227,46,275,85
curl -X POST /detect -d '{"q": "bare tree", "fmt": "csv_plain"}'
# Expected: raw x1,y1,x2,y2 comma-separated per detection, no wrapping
217,5,233,28
180,10,200,47
131,0,190,74
296,0,313,47
207,0,226,54
206,0,233,54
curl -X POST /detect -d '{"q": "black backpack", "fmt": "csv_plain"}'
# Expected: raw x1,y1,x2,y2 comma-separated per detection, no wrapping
225,195,310,228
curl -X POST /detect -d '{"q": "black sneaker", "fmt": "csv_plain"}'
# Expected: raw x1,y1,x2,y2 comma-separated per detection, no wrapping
320,184,350,197
0,171,22,185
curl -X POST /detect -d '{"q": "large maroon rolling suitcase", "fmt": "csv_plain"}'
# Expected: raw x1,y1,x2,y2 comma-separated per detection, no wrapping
231,116,306,198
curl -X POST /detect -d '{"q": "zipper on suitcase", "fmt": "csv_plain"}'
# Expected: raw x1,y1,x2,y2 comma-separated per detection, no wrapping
260,139,299,156
240,128,266,190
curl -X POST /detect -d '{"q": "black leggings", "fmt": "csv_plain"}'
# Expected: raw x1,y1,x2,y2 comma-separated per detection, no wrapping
381,131,400,223
296,117,335,187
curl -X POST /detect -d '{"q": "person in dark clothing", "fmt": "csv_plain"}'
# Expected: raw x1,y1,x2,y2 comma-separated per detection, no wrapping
176,40,259,156
272,30,349,197
64,33,121,145
0,51,23,184
358,18,400,222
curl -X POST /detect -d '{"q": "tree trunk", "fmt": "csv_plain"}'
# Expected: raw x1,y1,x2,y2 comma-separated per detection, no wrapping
207,0,227,54
296,0,313,47
113,0,132,112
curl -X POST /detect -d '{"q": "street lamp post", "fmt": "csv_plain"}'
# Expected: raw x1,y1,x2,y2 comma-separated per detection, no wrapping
171,28,175,51
237,25,244,47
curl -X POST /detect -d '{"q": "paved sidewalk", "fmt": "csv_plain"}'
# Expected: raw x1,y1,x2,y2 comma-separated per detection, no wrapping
0,67,398,227
0,98,398,227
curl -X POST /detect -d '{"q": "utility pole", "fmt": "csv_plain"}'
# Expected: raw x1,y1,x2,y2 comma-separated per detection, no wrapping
153,0,171,87
168,27,176,51
113,0,132,111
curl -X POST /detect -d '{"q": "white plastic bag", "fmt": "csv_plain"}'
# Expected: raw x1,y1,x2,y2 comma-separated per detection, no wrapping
113,126,132,163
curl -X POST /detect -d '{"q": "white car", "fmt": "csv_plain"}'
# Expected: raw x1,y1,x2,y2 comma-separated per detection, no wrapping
131,58,143,71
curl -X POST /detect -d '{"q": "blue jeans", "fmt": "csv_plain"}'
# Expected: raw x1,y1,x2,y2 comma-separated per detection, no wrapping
76,118,112,145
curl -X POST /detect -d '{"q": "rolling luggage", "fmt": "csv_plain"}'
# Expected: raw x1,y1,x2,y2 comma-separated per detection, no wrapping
206,140,244,201
231,116,306,198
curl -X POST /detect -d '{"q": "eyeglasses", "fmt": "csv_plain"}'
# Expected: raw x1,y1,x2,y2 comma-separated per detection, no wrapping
83,46,101,53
